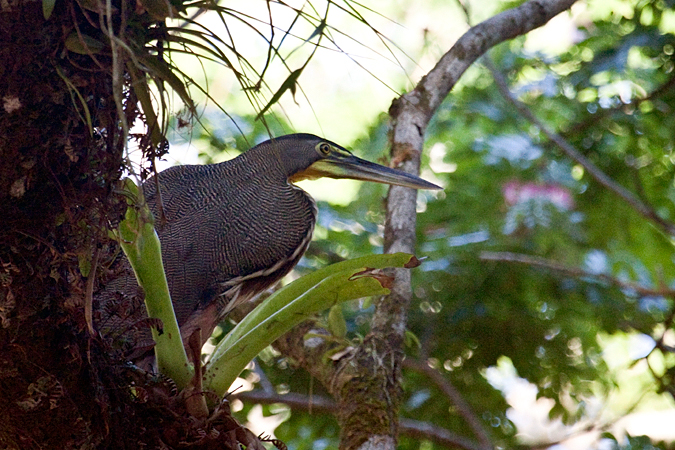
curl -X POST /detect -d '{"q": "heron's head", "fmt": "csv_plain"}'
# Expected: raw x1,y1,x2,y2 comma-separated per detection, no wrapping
267,133,441,190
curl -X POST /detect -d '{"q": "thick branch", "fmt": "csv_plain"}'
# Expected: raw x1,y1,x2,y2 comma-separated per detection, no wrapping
412,0,578,121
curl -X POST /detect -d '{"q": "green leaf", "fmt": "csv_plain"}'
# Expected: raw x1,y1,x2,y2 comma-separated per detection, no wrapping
64,32,105,55
42,0,56,19
116,179,192,390
307,20,327,42
404,330,421,349
78,252,91,278
127,62,163,149
327,305,347,338
255,68,303,120
55,66,93,136
136,0,176,20
136,54,195,113
204,253,419,396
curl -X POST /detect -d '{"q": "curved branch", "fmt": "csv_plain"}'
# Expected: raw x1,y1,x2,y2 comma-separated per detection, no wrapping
403,0,579,124
403,359,492,450
401,419,488,450
479,251,675,298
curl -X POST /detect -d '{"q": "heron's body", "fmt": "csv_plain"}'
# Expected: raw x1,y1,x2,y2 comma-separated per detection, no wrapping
146,138,316,340
96,133,439,362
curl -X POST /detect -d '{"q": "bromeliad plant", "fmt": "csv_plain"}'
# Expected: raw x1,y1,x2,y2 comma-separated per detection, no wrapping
204,252,418,395
115,179,193,389
115,179,420,400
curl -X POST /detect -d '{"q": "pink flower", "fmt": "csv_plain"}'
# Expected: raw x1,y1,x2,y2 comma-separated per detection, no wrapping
502,180,574,210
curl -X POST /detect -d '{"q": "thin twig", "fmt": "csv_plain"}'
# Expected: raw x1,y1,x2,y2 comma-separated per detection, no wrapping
233,390,335,413
233,390,488,450
401,419,490,450
404,359,493,450
84,244,100,336
561,74,675,140
479,251,675,297
184,328,209,419
485,57,675,237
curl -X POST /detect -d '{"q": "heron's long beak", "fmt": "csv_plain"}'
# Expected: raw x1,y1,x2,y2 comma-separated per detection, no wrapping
299,154,442,190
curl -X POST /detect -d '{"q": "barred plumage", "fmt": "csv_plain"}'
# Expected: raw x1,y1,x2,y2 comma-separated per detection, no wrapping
95,134,439,365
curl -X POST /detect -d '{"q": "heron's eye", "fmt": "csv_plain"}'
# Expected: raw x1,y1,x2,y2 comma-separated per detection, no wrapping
317,143,331,156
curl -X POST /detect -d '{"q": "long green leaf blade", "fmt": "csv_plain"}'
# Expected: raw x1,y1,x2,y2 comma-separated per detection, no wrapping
117,180,193,390
204,253,418,395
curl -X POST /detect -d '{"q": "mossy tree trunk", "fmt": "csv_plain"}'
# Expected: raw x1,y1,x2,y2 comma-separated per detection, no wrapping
0,1,173,447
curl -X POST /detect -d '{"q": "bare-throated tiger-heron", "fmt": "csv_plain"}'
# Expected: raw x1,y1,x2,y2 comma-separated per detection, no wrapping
97,133,440,360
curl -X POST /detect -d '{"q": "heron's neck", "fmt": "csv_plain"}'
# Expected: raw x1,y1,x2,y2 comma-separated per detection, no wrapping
221,142,296,181
210,145,291,187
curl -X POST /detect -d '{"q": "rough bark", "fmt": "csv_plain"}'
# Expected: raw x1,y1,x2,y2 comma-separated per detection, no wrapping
0,1,247,448
0,2,127,447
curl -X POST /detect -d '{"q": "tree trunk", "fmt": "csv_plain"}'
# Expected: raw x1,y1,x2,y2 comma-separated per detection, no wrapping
0,1,212,448
0,0,149,446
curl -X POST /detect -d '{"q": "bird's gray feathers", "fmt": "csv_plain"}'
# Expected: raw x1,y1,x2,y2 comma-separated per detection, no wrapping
145,145,317,329
96,136,319,361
